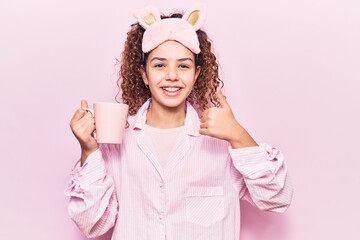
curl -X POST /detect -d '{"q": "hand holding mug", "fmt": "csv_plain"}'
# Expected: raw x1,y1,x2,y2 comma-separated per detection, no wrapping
70,100,129,165
70,100,99,164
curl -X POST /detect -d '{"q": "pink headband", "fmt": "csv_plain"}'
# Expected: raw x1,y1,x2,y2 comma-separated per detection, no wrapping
133,5,206,54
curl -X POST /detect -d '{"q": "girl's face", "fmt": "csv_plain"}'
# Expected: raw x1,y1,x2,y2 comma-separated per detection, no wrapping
141,40,201,111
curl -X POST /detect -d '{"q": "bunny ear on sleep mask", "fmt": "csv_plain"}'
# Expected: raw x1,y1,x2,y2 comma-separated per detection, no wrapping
133,4,207,54
182,4,207,31
133,5,162,29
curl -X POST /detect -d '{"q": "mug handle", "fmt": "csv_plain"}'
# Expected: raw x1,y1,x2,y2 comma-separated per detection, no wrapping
82,107,94,116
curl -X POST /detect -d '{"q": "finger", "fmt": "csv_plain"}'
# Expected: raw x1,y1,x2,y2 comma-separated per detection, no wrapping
77,111,94,124
83,122,96,137
81,99,89,109
71,108,88,123
201,108,217,121
70,110,93,132
71,100,89,122
72,116,96,137
216,88,230,109
201,108,211,118
200,122,208,129
199,128,210,136
200,114,210,123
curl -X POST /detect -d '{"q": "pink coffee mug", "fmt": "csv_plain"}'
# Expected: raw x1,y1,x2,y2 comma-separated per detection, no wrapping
84,102,129,144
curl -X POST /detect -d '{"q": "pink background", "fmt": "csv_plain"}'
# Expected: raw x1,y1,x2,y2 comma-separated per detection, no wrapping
1,0,359,239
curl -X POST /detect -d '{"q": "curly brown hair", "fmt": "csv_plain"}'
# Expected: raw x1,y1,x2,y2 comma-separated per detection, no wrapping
116,12,224,116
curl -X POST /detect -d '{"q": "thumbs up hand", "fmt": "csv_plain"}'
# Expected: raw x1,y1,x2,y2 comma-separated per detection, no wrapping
199,89,258,149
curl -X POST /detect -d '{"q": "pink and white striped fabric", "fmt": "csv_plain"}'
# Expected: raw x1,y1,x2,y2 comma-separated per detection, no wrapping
64,100,293,240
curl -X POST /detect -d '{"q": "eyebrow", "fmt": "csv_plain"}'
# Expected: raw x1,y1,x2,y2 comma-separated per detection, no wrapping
150,57,194,63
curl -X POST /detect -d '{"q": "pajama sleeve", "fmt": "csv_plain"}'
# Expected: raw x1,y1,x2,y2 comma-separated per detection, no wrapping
64,149,118,237
230,143,293,212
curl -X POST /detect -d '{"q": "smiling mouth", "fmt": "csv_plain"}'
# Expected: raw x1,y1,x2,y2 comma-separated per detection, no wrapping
161,87,181,92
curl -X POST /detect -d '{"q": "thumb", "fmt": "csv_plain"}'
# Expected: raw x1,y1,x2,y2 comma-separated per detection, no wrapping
81,99,89,109
216,88,230,109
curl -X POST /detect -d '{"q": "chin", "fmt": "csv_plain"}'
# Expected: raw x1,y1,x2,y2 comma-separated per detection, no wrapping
161,99,187,109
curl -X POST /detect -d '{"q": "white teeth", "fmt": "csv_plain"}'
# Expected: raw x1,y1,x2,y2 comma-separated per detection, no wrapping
163,87,180,92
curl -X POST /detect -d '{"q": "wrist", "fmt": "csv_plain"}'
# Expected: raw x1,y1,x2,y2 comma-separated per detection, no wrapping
228,126,258,149
80,148,98,166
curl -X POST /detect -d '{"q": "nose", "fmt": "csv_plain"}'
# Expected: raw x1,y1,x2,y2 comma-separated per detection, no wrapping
166,67,178,81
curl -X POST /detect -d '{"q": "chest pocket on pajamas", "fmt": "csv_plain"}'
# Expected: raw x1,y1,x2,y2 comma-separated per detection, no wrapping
186,186,225,227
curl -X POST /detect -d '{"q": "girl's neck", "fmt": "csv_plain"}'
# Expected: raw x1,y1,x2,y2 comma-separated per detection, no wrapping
146,101,186,129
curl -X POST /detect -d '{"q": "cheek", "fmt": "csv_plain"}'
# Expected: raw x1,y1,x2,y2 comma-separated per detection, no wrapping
146,72,162,84
183,73,197,85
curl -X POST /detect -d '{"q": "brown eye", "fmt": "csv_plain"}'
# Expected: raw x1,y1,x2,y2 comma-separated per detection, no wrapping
154,63,165,68
179,64,189,69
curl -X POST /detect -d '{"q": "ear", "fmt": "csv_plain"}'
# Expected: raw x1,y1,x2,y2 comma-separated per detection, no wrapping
140,65,148,85
133,5,161,29
182,4,207,31
194,65,201,82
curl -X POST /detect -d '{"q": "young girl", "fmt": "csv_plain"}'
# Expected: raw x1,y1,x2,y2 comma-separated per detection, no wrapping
65,5,293,240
